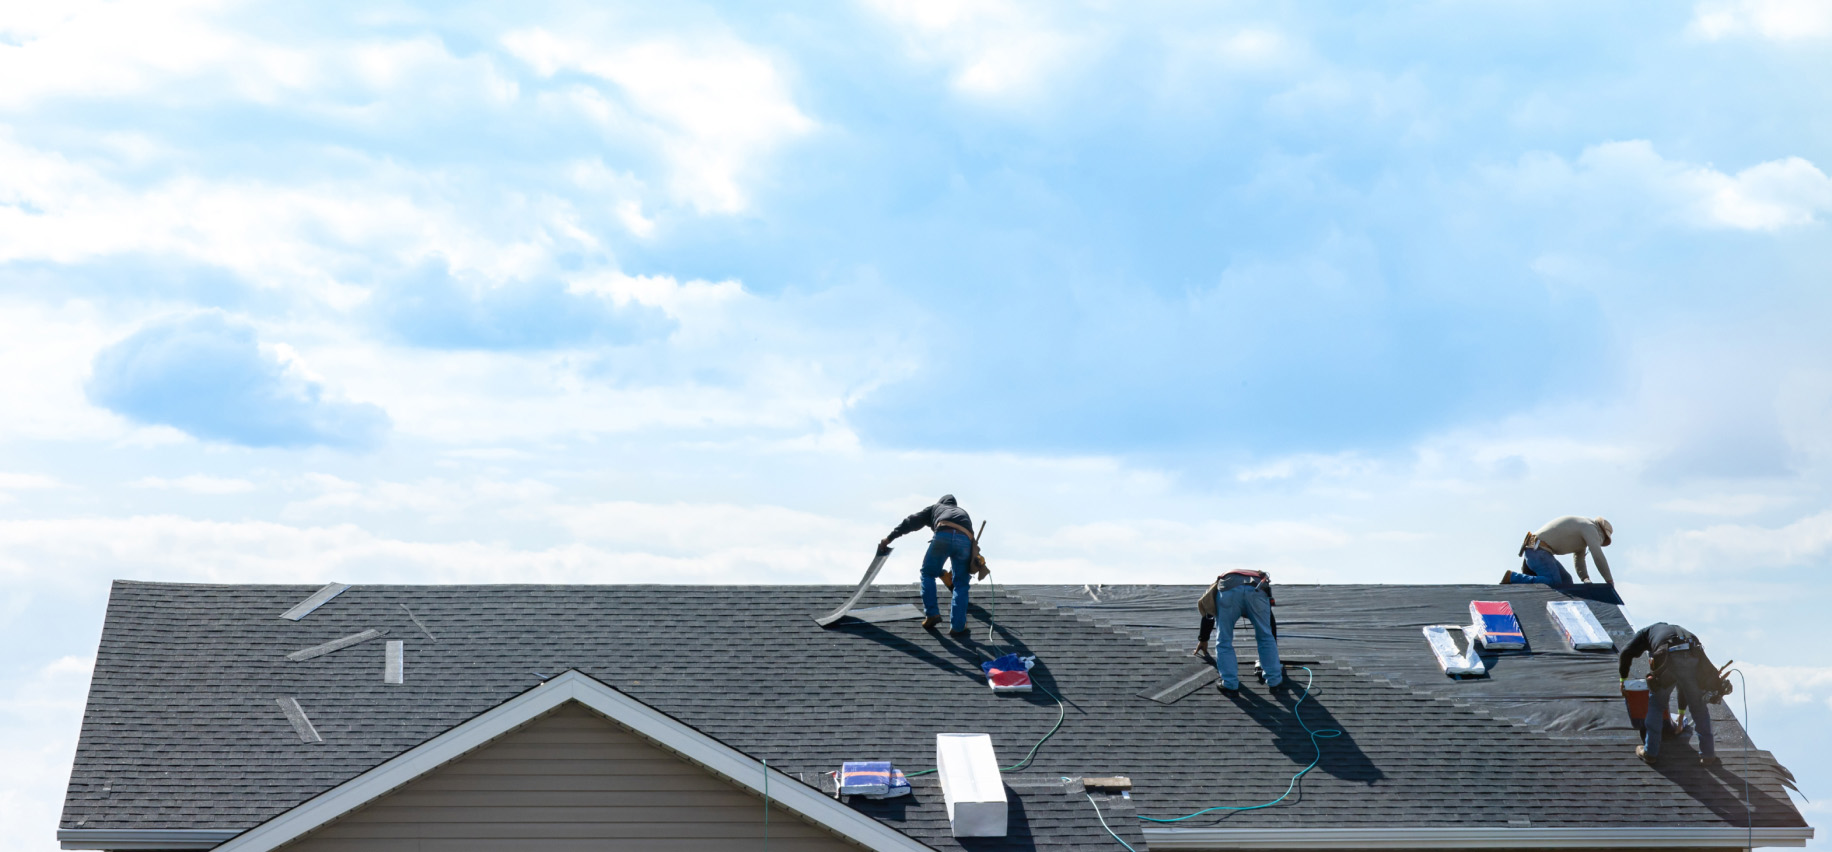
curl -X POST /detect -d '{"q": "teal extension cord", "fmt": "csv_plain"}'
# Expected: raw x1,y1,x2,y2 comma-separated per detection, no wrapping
1138,665,1343,822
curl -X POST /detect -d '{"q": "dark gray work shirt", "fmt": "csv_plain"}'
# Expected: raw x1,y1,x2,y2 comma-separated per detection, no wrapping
887,498,972,542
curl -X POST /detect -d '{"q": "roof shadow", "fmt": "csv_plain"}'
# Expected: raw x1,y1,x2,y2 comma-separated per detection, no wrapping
1652,744,1799,827
831,621,988,684
1223,677,1385,788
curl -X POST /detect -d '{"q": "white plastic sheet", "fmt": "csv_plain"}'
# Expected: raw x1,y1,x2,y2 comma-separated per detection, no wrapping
1423,625,1486,677
1548,600,1614,651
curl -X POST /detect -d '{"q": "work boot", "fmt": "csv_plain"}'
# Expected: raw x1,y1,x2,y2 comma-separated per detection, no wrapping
921,615,941,630
948,628,970,638
1216,682,1239,695
1635,746,1655,765
1700,755,1722,768
1499,570,1513,585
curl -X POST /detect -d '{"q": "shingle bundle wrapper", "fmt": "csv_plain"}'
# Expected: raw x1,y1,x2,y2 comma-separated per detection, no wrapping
981,653,1036,693
1422,625,1486,676
838,761,910,798
1547,600,1614,651
1469,600,1527,650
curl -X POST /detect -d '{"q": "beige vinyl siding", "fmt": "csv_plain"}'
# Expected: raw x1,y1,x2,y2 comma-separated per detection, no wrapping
286,702,860,852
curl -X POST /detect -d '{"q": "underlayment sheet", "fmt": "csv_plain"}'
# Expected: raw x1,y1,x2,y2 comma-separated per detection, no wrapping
812,550,894,627
1016,583,1758,748
845,604,926,623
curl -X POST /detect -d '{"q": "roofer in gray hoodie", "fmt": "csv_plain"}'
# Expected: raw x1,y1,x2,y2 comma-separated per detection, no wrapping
880,495,986,636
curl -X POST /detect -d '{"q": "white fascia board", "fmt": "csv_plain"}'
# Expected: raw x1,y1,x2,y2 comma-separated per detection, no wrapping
1144,825,1815,849
57,829,240,849
212,671,933,852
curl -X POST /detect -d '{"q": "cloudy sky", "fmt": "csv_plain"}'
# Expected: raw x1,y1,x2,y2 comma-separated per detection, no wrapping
4,0,1831,846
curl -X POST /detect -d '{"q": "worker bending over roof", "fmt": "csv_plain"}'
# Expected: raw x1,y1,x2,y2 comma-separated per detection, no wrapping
880,494,987,636
1195,569,1282,692
1504,515,1614,585
1620,622,1725,767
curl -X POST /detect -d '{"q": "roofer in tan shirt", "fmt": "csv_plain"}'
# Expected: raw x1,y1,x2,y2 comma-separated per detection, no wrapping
1504,515,1615,586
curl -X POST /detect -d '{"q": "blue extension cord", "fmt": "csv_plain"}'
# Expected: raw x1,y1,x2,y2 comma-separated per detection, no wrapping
1137,665,1343,822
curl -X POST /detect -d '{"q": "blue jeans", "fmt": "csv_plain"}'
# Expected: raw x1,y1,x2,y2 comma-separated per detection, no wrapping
1214,585,1281,689
1508,548,1572,585
920,530,973,632
1645,657,1716,759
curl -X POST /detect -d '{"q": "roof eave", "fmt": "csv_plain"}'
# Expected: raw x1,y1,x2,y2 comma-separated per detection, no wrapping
1143,825,1815,849
57,829,240,850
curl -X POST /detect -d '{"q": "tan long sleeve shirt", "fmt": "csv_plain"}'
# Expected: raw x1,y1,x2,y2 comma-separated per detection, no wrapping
1533,516,1612,584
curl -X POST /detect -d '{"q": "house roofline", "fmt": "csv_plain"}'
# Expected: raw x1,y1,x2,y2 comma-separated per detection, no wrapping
140,670,934,852
58,829,239,850
1143,824,1815,849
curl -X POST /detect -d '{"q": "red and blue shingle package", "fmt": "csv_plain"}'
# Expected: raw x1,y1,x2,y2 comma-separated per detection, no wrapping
1469,601,1527,650
981,653,1036,693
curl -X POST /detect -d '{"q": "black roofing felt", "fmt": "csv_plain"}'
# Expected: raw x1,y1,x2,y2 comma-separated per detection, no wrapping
63,581,1807,849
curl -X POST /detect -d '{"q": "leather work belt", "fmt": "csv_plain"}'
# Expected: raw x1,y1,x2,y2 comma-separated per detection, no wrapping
936,522,975,540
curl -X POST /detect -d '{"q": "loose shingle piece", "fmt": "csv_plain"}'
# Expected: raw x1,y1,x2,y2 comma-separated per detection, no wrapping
384,640,403,685
286,629,385,662
275,697,322,744
278,583,350,621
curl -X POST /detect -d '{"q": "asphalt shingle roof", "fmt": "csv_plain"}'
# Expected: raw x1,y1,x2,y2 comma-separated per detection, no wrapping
62,580,1807,849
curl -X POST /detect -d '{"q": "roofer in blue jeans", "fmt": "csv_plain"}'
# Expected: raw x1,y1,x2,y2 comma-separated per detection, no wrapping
1194,569,1282,692
880,495,988,637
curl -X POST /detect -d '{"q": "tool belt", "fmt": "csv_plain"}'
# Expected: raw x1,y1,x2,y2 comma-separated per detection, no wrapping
936,521,975,539
1648,637,1698,688
934,521,990,583
1220,570,1270,593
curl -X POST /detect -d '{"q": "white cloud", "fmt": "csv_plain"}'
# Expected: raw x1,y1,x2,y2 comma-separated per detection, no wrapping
1499,140,1832,232
1691,0,1832,40
860,0,1085,101
281,474,555,522
1645,509,1832,575
0,133,588,299
0,299,127,443
0,1,516,111
0,473,61,491
129,475,256,494
1656,493,1797,516
0,653,92,852
502,29,814,213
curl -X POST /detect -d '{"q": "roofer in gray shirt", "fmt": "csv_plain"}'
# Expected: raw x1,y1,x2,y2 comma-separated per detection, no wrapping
1620,622,1727,766
880,495,987,636
1504,515,1613,585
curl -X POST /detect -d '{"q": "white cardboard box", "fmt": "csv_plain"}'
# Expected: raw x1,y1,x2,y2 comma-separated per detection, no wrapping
936,733,1007,837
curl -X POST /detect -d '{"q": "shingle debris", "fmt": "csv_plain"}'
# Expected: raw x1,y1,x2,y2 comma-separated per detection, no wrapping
278,583,350,621
275,697,322,744
286,629,386,662
399,603,436,641
384,640,404,685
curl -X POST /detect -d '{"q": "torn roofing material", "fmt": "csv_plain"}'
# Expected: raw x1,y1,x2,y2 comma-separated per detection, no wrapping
61,581,1810,850
285,629,384,662
275,698,321,744
278,583,349,621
